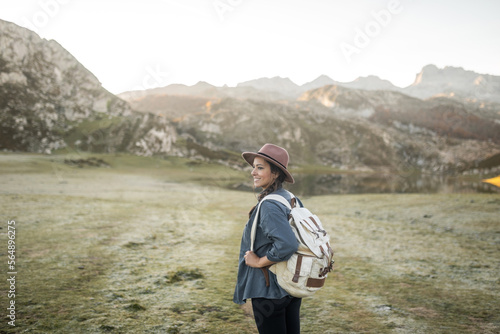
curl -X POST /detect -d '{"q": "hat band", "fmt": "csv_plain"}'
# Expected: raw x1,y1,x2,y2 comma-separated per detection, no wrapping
258,152,287,170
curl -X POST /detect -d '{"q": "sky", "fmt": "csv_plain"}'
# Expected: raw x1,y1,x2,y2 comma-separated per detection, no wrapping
1,0,499,94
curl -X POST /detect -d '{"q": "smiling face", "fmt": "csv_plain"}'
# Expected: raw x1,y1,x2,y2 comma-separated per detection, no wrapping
251,157,278,190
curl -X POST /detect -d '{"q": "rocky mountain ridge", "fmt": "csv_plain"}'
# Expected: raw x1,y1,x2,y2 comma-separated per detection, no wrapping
236,65,500,103
120,65,500,104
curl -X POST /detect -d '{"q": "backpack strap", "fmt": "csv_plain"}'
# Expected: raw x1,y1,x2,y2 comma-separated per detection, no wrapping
249,200,264,252
267,191,301,209
265,194,292,210
249,192,296,251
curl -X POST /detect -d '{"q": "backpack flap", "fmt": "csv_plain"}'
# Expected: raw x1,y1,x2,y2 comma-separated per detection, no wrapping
292,210,330,259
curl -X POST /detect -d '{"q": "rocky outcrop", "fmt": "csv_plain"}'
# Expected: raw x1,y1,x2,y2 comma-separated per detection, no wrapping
298,85,420,117
0,19,177,156
405,64,500,102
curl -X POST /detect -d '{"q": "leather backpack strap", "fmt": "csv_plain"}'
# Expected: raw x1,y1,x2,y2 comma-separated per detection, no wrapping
285,190,300,208
260,266,271,287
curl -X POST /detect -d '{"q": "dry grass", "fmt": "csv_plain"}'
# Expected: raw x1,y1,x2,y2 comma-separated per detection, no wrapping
0,152,498,333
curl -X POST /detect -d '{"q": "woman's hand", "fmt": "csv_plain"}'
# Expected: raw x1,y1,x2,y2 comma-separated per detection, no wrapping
244,251,260,268
244,251,275,268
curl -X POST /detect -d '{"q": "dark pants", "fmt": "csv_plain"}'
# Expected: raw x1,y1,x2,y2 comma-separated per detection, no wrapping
251,296,302,334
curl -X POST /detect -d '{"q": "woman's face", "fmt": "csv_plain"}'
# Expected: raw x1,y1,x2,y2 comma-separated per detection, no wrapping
251,157,277,190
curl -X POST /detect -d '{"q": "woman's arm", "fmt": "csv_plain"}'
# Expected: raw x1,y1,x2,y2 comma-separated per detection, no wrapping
246,200,298,268
244,251,276,268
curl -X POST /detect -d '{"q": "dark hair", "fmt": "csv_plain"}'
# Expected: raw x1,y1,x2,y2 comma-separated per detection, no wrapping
249,161,287,217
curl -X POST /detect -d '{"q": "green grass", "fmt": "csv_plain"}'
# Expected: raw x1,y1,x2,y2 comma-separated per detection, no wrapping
0,152,498,333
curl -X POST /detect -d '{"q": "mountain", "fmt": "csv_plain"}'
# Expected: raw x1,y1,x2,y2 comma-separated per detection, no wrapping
2,19,499,175
0,19,176,155
232,66,500,103
125,94,212,121
118,81,292,102
120,65,500,107
301,75,336,92
299,84,500,140
119,81,220,100
404,64,500,102
341,75,403,92
117,74,500,174
298,85,420,117
173,92,500,173
237,76,301,97
122,74,405,105
237,75,402,97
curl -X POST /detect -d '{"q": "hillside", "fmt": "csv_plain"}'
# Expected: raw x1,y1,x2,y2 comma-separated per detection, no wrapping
172,94,500,173
0,19,176,156
125,81,500,173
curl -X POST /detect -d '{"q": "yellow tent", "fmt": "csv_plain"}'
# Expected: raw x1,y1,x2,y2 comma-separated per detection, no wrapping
482,175,500,188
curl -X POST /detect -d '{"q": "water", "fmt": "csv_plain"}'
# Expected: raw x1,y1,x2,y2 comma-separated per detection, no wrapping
285,172,500,196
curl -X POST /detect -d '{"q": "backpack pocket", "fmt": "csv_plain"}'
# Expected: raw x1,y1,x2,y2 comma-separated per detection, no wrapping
272,254,326,298
286,253,314,278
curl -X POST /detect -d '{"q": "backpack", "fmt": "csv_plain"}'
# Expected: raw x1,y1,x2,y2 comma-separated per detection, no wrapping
250,190,334,298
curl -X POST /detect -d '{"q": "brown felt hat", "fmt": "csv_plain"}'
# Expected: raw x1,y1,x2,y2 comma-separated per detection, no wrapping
242,143,294,184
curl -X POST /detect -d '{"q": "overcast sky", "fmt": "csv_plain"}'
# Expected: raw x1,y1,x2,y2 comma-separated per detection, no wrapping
1,0,499,94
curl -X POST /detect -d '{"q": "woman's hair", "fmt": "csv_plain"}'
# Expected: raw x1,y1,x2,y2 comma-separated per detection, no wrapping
249,161,287,217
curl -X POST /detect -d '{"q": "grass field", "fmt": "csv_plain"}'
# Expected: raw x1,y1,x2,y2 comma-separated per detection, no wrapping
0,152,499,333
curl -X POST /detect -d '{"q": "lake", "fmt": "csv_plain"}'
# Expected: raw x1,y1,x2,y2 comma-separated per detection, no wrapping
285,172,500,196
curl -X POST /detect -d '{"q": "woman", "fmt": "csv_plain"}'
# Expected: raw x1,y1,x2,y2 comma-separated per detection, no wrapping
233,143,302,334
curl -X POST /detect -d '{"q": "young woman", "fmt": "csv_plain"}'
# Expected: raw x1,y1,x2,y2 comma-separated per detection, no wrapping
233,143,302,334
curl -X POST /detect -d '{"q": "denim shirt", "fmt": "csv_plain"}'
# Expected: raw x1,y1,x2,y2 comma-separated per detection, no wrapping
233,188,300,304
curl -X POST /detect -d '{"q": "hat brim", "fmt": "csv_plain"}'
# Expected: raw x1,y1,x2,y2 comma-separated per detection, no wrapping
242,152,295,184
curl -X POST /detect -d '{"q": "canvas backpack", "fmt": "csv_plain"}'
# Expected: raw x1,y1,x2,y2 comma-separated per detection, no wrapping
250,190,334,298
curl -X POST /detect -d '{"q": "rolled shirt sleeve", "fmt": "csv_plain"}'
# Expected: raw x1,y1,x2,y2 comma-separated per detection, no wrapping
259,200,298,263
